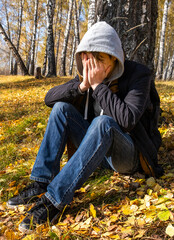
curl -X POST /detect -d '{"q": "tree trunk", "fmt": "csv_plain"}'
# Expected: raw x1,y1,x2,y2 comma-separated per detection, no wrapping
59,0,74,76
46,0,56,77
74,0,80,45
163,53,170,80
29,0,39,75
14,0,25,75
0,22,29,75
88,0,96,29
69,36,76,75
96,0,158,73
4,0,14,75
167,51,174,80
55,0,63,71
26,37,32,70
42,46,47,76
68,0,82,75
156,0,169,79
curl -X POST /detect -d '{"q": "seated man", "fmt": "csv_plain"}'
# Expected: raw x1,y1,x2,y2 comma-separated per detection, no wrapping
7,21,163,232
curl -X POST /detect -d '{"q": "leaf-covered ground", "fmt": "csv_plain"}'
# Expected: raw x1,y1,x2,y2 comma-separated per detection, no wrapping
0,76,174,240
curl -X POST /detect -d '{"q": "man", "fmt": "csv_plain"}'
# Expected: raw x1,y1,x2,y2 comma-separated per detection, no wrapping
7,21,163,232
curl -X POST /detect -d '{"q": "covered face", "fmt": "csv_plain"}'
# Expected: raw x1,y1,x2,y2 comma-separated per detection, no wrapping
75,21,125,81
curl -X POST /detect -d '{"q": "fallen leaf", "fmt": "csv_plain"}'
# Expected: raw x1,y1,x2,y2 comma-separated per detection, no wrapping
158,210,171,221
146,177,156,188
90,204,96,218
166,223,174,237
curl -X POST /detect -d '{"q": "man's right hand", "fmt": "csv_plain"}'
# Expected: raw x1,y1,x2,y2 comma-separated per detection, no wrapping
79,53,90,92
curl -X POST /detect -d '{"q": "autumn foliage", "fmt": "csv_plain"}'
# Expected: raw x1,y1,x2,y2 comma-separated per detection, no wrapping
0,76,174,239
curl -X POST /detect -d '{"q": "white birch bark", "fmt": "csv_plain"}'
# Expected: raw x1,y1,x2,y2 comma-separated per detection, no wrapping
88,0,96,29
68,0,82,75
14,0,25,75
4,0,14,74
46,0,56,77
167,51,174,80
74,0,81,45
59,0,74,76
55,0,63,70
29,0,39,75
0,22,29,75
156,0,169,79
69,36,76,75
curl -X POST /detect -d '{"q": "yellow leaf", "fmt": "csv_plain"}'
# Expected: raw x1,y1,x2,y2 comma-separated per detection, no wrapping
158,210,170,221
166,224,174,237
37,123,45,129
5,229,15,240
122,205,133,215
110,214,118,222
90,192,95,198
22,234,36,240
9,181,16,187
126,216,135,225
136,218,145,226
147,189,153,195
110,234,120,239
92,226,101,233
79,187,86,193
134,229,146,239
90,204,96,218
121,226,133,234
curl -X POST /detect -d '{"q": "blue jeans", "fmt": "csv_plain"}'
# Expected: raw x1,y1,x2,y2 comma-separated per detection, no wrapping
30,102,139,209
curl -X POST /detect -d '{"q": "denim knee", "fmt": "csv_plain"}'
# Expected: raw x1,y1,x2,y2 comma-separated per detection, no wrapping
91,115,118,131
52,102,70,113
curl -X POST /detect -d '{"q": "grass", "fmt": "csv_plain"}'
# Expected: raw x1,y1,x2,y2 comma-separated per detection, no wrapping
0,76,174,239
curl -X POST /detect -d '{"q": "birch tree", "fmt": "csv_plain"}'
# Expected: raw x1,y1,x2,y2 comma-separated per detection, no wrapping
69,36,76,75
74,0,81,45
156,0,169,79
69,0,82,75
46,0,56,77
88,0,96,29
55,0,63,70
13,0,25,75
96,0,158,73
29,0,39,75
166,51,174,80
4,0,14,74
59,0,74,76
0,22,29,75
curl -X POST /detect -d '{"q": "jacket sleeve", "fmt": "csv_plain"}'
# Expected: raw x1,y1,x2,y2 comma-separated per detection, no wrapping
92,64,151,132
45,76,82,108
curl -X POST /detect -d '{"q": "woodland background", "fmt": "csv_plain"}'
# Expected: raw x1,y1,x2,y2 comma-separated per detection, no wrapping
0,0,173,80
0,0,174,239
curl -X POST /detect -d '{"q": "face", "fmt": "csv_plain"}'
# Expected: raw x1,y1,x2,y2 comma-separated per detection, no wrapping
81,52,117,76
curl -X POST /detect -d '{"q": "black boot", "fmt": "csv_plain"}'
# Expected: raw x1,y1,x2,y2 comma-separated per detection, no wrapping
19,195,60,233
7,181,48,207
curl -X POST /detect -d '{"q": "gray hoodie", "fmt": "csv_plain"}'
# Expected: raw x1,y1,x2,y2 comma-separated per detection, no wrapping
75,21,125,82
75,21,125,119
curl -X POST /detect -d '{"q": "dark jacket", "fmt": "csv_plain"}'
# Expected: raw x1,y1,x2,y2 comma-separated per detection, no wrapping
45,60,164,178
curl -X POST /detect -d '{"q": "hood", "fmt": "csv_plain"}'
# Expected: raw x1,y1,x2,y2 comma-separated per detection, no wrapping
75,21,124,82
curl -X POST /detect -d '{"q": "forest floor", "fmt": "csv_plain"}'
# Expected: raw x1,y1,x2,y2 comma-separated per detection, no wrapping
0,75,174,240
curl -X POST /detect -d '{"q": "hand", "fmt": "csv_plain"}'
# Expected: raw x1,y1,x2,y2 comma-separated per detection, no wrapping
79,53,90,92
87,54,111,90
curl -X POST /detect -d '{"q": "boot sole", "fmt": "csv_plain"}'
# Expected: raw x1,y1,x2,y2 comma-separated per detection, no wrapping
18,211,60,233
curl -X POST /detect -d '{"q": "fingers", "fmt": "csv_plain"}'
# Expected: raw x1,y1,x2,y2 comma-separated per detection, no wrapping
105,65,112,77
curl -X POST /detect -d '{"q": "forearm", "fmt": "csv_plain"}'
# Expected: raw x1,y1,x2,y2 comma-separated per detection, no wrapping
45,76,82,107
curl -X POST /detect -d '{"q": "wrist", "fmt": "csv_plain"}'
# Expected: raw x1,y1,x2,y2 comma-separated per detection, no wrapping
79,82,89,92
91,83,100,90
